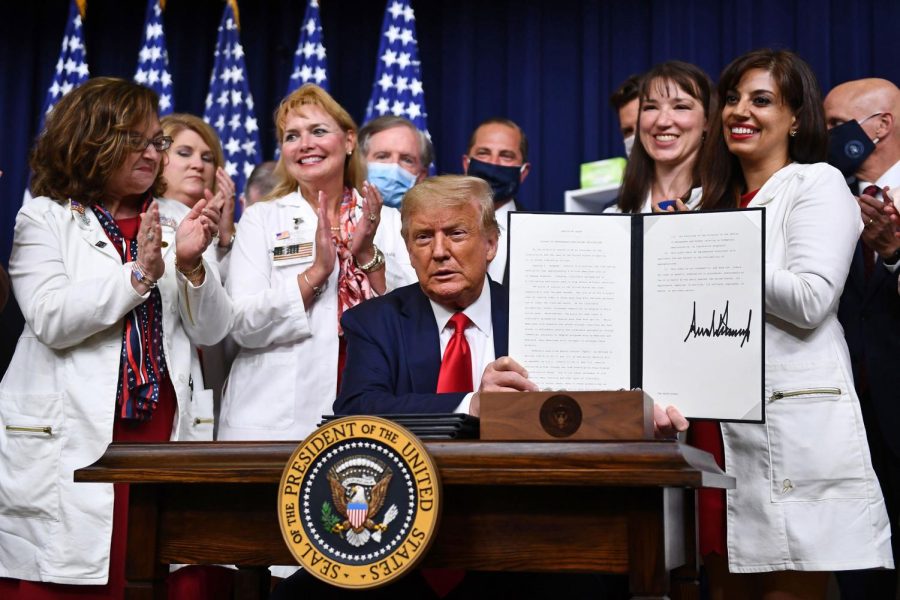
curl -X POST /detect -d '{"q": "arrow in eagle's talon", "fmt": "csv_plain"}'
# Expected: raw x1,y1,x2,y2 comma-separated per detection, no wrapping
371,504,399,543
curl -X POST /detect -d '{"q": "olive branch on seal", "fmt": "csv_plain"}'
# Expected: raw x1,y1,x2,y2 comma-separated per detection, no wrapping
321,501,341,532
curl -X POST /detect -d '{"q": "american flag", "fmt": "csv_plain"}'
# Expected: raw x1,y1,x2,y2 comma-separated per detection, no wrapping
40,0,89,131
364,0,434,167
287,0,329,93
133,0,173,115
202,0,260,219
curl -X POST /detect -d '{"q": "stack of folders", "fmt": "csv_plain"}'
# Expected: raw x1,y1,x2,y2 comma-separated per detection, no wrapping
319,414,479,440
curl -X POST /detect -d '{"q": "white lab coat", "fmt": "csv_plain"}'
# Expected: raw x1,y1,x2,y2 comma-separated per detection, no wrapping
219,190,415,441
0,196,233,584
603,187,703,213
721,163,893,572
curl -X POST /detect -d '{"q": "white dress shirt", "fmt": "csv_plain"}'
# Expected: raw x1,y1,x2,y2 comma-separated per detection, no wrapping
427,277,495,414
487,199,515,282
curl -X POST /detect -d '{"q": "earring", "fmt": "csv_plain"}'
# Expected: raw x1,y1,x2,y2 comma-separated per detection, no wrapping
347,149,353,156
789,129,798,137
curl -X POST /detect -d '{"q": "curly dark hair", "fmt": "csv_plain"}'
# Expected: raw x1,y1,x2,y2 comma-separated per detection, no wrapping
30,77,165,206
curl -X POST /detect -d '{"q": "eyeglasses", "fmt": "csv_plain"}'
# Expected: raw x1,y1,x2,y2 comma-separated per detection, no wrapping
126,133,173,153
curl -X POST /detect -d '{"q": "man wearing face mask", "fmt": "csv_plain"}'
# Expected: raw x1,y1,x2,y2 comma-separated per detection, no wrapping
825,78,900,600
360,115,433,208
462,118,531,286
609,74,642,158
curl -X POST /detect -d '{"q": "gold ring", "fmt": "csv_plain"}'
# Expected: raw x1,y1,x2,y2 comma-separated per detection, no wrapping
368,213,377,222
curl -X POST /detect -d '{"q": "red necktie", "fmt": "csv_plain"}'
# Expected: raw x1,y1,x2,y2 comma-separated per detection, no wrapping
436,313,473,393
425,313,473,596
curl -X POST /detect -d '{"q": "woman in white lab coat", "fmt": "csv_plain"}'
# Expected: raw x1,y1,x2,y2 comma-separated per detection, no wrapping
220,84,414,441
696,49,892,599
0,78,232,596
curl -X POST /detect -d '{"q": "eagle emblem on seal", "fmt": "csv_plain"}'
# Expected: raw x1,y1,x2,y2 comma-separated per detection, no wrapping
323,456,399,547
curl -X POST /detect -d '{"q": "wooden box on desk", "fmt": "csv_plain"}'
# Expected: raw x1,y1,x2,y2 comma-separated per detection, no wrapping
479,390,653,441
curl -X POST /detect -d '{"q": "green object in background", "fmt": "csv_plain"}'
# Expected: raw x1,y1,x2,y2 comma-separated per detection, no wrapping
580,157,627,189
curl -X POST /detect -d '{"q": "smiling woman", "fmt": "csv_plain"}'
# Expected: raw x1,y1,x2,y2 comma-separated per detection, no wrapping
695,49,892,599
611,61,713,213
220,84,415,444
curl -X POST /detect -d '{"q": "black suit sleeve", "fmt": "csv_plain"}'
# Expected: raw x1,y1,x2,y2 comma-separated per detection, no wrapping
334,306,466,415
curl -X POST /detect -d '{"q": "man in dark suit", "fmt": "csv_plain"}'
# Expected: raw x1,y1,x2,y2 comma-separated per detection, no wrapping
326,175,687,600
335,174,689,435
335,174,537,417
826,78,900,599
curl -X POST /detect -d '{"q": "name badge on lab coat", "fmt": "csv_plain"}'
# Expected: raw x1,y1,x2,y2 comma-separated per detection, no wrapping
272,227,315,266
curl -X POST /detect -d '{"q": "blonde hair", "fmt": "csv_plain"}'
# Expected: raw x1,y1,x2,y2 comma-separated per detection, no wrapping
268,84,362,200
400,175,498,241
160,113,225,193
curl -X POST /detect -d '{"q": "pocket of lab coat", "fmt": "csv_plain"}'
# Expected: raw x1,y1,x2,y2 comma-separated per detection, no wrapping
765,364,867,502
176,388,215,441
0,391,64,520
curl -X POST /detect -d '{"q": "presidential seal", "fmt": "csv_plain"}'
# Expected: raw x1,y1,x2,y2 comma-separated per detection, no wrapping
278,416,441,589
540,394,582,438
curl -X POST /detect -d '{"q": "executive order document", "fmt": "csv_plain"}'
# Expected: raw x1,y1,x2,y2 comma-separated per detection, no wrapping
507,210,764,422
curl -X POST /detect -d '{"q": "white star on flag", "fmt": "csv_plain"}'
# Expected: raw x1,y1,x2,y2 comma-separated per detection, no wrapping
279,0,329,156
287,0,329,94
364,0,435,173
133,0,173,116
39,0,89,130
203,0,261,220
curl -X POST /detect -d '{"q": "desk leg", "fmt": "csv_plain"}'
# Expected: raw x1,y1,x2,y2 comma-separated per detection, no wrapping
669,489,700,600
124,484,167,600
628,489,669,600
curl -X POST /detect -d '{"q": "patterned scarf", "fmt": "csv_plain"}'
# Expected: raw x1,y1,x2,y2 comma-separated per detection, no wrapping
92,196,168,421
335,187,375,334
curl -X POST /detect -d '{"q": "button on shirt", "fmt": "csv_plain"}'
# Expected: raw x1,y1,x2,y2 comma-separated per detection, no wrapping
428,277,495,414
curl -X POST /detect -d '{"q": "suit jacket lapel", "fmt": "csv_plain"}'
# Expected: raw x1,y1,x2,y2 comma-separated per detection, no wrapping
73,202,122,263
491,279,509,357
866,256,891,302
399,286,442,394
848,242,866,297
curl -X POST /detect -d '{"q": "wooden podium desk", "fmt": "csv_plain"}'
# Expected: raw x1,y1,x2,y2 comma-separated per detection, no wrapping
75,440,733,600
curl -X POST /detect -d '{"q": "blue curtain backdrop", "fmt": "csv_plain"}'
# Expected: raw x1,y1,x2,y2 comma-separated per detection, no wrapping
2,0,899,270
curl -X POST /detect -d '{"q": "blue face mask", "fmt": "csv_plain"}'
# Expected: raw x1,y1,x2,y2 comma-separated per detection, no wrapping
465,157,524,202
366,162,418,208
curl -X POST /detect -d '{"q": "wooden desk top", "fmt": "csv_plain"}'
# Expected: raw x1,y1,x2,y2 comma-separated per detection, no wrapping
75,440,733,489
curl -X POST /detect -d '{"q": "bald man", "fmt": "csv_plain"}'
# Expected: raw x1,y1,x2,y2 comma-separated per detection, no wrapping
826,78,900,600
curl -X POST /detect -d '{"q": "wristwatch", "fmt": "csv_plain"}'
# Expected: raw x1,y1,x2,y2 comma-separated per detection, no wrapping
883,247,900,266
355,245,386,273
